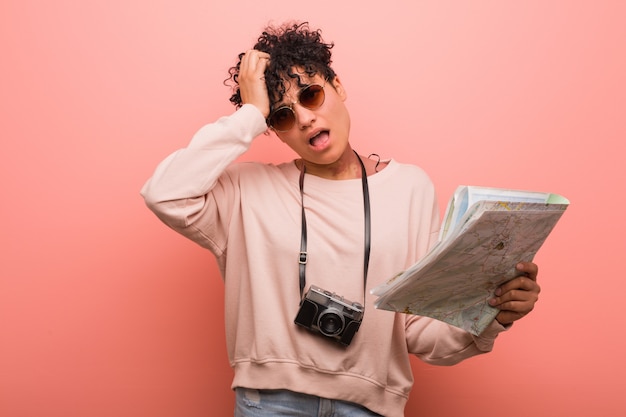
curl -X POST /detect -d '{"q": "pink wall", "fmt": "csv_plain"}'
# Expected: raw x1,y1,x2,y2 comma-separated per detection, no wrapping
1,1,624,416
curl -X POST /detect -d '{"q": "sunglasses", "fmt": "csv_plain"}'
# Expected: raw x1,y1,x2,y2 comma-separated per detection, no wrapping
267,83,326,131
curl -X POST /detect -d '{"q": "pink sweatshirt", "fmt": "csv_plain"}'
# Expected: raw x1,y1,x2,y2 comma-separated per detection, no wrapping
141,104,505,417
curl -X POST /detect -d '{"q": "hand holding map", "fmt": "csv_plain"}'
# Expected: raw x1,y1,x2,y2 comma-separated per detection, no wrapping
372,185,569,336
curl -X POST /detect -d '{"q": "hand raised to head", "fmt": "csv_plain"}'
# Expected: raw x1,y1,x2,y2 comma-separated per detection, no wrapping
238,50,271,118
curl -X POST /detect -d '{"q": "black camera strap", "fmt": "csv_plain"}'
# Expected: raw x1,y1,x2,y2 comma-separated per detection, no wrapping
297,150,371,304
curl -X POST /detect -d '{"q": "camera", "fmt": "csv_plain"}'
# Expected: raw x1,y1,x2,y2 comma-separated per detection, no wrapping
294,285,364,346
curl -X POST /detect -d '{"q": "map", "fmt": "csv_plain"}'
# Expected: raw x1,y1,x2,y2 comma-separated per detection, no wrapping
372,189,569,336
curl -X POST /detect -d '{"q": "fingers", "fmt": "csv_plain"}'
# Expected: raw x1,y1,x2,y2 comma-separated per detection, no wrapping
490,262,541,325
238,50,271,117
492,286,538,325
491,285,539,310
496,275,541,296
516,261,538,281
495,310,526,326
491,276,540,306
239,50,270,78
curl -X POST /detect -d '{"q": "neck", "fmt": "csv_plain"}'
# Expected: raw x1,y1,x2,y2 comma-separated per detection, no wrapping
297,151,366,180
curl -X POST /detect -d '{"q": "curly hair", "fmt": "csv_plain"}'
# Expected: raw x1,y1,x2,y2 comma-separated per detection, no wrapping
226,22,336,111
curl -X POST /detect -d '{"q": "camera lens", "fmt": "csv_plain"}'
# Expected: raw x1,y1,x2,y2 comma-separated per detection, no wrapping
318,311,344,336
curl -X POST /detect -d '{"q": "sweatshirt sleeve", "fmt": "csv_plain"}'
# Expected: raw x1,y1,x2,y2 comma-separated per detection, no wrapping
140,104,267,254
403,180,508,366
405,315,508,365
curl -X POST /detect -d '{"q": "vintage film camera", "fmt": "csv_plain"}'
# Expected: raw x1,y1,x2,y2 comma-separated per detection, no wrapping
294,285,364,346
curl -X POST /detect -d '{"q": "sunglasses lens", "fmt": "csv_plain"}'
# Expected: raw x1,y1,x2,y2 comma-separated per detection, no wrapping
268,84,325,131
300,84,325,109
268,107,295,131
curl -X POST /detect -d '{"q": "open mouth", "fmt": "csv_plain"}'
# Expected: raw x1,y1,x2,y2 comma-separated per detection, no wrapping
309,130,330,148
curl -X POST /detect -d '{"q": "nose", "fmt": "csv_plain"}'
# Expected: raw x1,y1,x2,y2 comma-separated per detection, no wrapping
293,103,316,129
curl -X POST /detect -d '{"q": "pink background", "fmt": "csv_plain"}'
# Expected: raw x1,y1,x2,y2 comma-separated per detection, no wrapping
1,1,624,416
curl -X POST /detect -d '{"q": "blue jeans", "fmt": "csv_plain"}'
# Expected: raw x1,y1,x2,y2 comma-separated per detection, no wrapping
234,388,383,417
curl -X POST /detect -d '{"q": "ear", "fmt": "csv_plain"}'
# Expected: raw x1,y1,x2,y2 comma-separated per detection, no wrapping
331,76,348,101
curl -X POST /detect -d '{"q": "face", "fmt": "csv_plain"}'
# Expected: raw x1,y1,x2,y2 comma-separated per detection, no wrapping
271,73,352,171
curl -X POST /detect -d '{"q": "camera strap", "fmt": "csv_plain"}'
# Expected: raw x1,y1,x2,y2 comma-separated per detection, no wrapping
297,150,371,304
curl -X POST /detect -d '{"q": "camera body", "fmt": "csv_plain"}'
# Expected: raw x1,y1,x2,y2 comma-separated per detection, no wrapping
294,285,364,346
